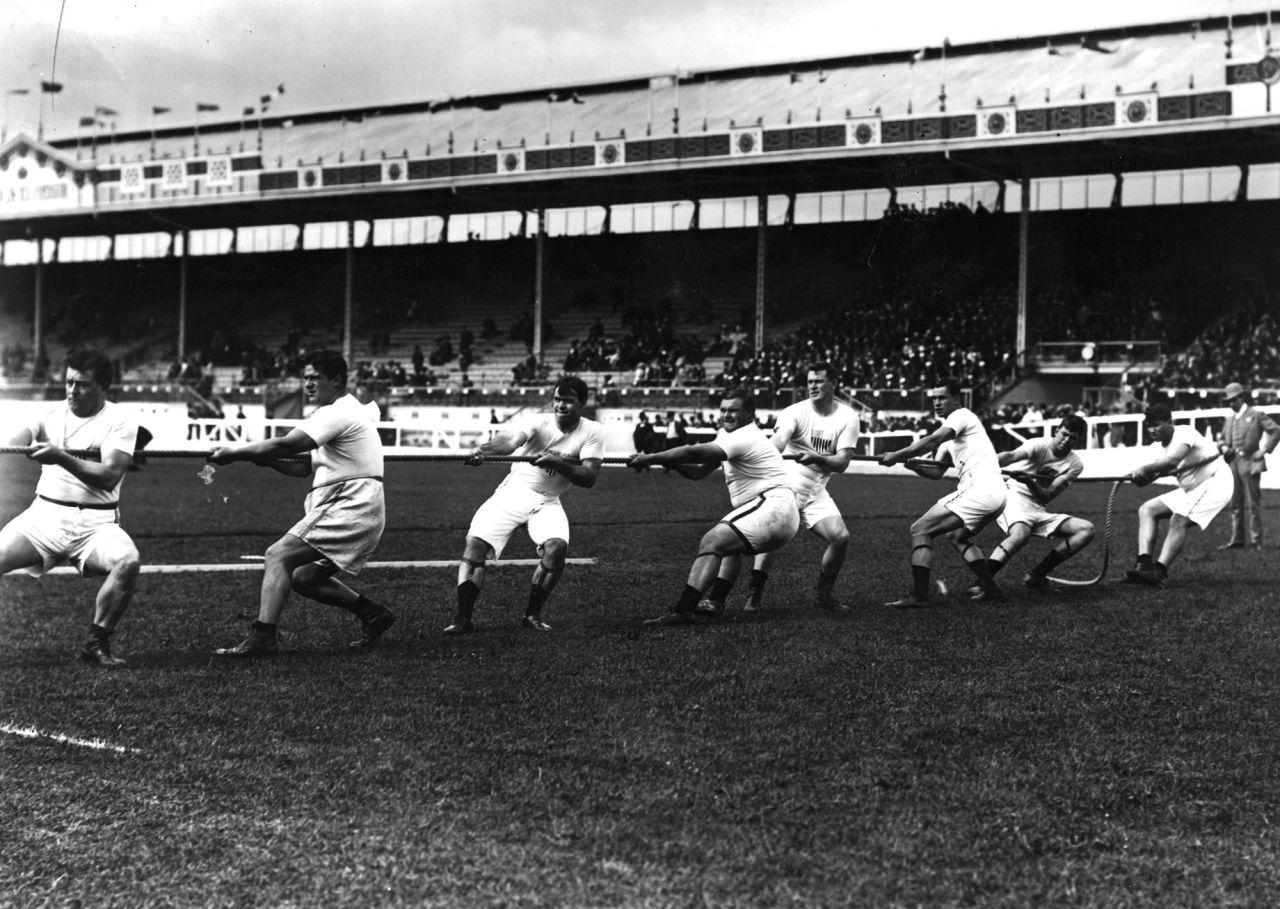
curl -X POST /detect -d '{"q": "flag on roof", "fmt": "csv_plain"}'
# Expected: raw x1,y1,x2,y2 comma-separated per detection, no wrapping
40,80,63,93
78,116,97,127
1081,36,1117,53
8,88,31,96
197,102,220,112
95,105,118,117
1046,41,1063,56
152,105,171,115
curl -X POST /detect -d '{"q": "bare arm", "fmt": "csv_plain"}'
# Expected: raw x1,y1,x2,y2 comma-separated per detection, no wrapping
627,441,727,480
27,443,131,491
532,454,603,488
880,425,956,466
208,428,317,476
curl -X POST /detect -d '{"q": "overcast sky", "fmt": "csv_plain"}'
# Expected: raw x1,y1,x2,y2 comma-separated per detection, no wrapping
1,0,1255,140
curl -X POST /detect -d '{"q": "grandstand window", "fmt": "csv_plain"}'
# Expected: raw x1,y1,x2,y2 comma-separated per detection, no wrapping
299,221,364,250
609,200,695,234
56,236,111,262
2,239,40,266
1251,164,1280,200
698,197,756,230
188,229,234,256
115,232,172,259
544,207,606,237
371,217,444,246
1084,175,1115,209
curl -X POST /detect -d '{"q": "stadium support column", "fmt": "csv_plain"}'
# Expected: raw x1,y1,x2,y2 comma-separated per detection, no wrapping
33,239,44,377
534,209,545,364
178,230,188,360
343,221,354,368
755,194,766,353
1017,179,1029,368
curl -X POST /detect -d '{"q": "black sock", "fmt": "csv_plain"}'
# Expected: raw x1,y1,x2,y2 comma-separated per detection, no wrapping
252,620,277,636
456,581,480,621
708,577,734,603
89,623,111,641
676,584,702,612
526,584,551,618
966,557,996,588
815,569,837,592
986,558,1006,576
1154,561,1169,577
1137,553,1153,568
353,595,385,622
749,569,768,592
1032,551,1066,578
911,565,930,600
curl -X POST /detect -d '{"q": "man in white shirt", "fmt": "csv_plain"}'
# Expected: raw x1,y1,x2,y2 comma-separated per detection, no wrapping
1124,403,1233,587
446,376,604,634
629,387,800,625
209,350,393,656
879,380,1006,607
0,349,140,667
705,363,859,613
982,414,1095,590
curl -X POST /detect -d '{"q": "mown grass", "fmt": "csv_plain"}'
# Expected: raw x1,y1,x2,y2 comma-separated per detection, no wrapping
2,457,1278,907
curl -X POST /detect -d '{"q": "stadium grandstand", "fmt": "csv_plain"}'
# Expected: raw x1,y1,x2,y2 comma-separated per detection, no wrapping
1,10,1278,452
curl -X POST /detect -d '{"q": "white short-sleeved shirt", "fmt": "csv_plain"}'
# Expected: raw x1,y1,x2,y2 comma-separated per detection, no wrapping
1003,437,1084,502
718,422,791,507
29,401,138,506
503,412,605,498
298,395,384,487
773,400,860,500
1163,425,1223,491
942,407,1002,491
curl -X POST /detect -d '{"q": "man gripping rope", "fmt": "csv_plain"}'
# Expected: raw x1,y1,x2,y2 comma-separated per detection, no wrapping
445,376,603,634
630,386,800,625
208,349,394,656
879,380,1007,607
0,349,141,667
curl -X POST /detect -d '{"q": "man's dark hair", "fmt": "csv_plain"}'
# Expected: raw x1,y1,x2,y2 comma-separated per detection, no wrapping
1145,403,1173,425
305,350,348,387
808,362,838,382
1061,414,1087,439
940,379,964,398
724,386,756,411
65,349,114,388
554,375,590,404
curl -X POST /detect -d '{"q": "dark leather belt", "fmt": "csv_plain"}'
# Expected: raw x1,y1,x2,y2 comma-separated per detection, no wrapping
38,494,118,510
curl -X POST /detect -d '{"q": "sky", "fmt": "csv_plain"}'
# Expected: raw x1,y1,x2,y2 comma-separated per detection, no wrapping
0,0,1260,141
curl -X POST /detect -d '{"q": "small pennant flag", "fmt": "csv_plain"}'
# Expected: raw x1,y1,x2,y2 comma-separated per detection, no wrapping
197,102,220,112
152,105,171,115
78,116,97,127
95,105,118,117
259,94,272,105
40,80,63,93
1046,41,1063,56
1081,36,1117,54
8,88,31,96
242,106,255,117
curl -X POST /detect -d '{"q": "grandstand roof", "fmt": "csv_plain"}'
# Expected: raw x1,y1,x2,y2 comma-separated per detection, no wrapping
3,11,1279,241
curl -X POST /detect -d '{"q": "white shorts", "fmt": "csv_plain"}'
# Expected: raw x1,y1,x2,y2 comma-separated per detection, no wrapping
3,498,134,577
468,477,569,559
722,487,800,555
941,481,1007,533
796,486,843,532
1156,468,1233,530
997,487,1070,538
289,477,385,574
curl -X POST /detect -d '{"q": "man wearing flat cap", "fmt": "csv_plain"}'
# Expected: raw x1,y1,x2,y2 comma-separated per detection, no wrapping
1217,382,1280,550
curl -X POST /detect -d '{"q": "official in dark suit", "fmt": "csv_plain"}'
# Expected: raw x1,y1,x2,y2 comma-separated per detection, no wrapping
1217,382,1280,550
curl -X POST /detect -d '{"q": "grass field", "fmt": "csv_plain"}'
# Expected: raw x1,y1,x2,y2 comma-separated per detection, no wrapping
2,455,1279,908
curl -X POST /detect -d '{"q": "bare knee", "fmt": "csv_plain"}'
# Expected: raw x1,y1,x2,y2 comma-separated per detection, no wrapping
539,538,568,568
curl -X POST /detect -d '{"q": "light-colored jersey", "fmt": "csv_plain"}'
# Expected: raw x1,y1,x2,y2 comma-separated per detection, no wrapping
505,412,605,497
718,422,791,507
1004,437,1083,502
773,399,860,501
28,400,138,506
1164,424,1223,491
298,394,384,487
942,407,1002,490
